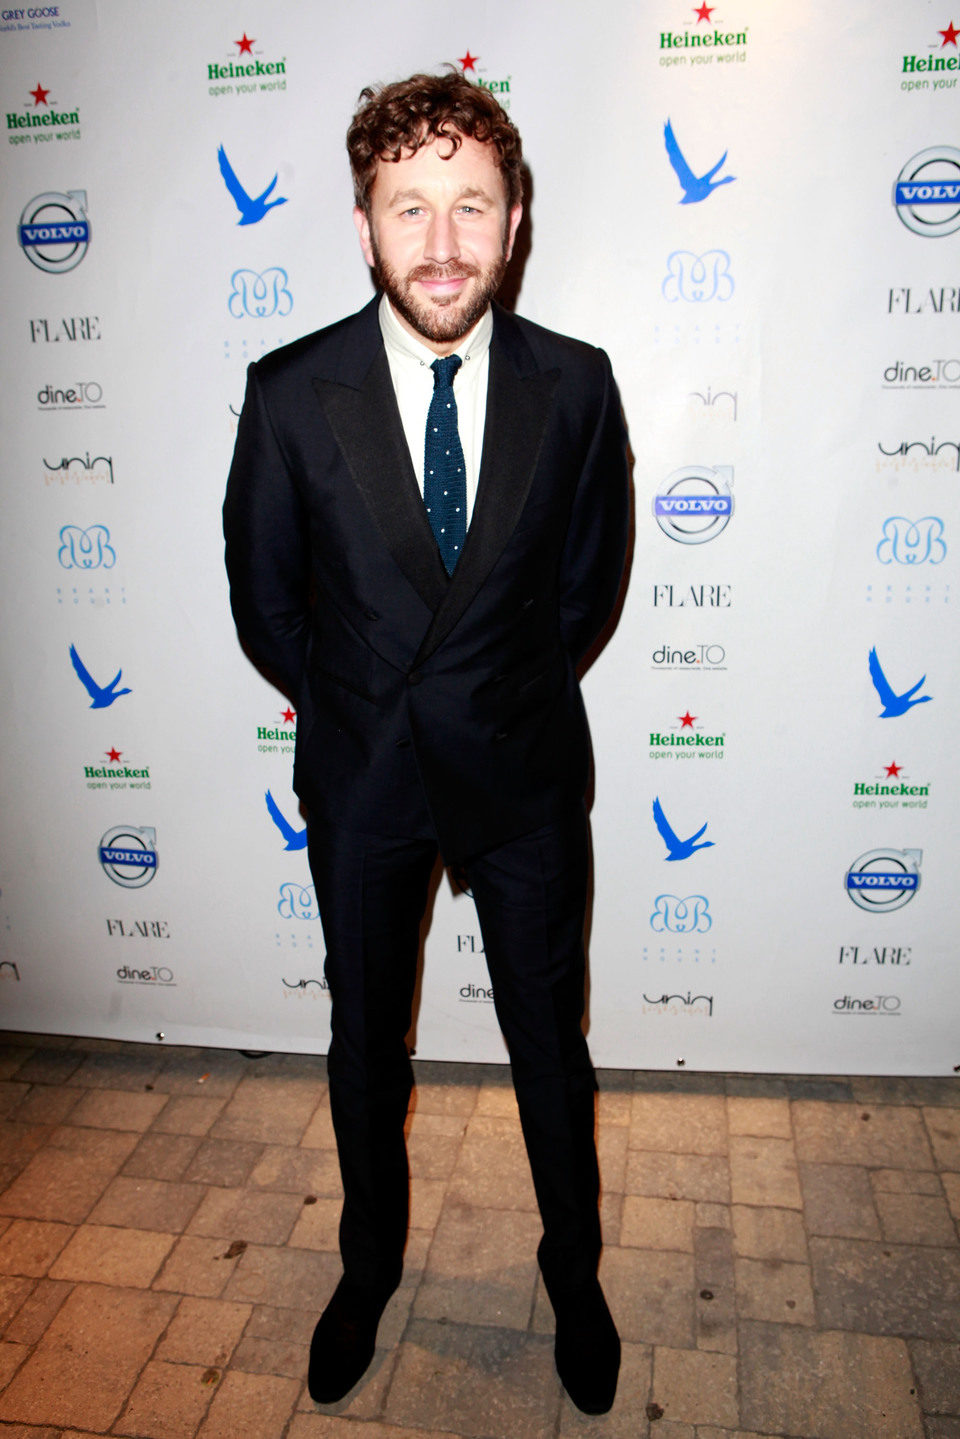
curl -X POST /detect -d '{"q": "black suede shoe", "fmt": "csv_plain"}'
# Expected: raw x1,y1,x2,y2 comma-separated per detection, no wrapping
307,1277,394,1404
551,1277,621,1415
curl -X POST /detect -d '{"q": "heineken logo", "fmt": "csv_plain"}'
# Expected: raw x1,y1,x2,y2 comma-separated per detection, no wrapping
207,31,287,96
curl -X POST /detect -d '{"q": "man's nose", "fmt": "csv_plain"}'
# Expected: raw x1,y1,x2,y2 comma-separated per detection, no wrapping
424,211,459,263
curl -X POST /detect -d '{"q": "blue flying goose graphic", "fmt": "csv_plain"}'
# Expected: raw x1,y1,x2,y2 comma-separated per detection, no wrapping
69,644,131,708
218,145,288,225
664,119,735,204
265,789,308,850
653,797,714,861
868,647,932,718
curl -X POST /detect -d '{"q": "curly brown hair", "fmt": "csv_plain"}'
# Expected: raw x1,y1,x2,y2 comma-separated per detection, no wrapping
347,70,523,215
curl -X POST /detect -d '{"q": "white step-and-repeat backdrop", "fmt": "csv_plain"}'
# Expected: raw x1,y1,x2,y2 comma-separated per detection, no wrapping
2,0,957,1072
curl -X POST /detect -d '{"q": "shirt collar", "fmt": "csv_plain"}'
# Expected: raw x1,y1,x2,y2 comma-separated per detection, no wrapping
378,293,493,373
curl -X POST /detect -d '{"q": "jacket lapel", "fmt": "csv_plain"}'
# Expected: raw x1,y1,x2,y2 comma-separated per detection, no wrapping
312,309,449,614
414,311,560,667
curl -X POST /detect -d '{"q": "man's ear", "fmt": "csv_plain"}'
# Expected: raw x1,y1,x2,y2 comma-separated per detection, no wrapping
353,207,375,268
505,203,523,262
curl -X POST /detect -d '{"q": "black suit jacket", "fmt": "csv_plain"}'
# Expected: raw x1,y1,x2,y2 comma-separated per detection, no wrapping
224,297,629,861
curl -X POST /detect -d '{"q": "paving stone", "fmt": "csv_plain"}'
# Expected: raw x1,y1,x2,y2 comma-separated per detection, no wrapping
0,1282,177,1430
793,1101,934,1168
68,1087,169,1132
123,1133,202,1181
0,1121,50,1176
154,1050,247,1097
876,1191,957,1245
187,1187,305,1245
557,1339,652,1437
11,1048,84,1085
403,1112,466,1182
157,1295,251,1366
287,1195,341,1250
0,1081,30,1119
0,1338,29,1386
0,1219,74,1275
926,1419,960,1439
209,1075,321,1146
118,1359,216,1438
695,1202,730,1229
729,1136,801,1209
298,1095,338,1148
625,1150,730,1203
739,1322,924,1438
633,1072,725,1096
2,1278,72,1343
0,1043,34,1080
725,1096,792,1138
597,1088,633,1127
152,1235,245,1298
409,1175,446,1233
89,1175,204,1233
799,1162,880,1238
598,1122,629,1192
854,1075,960,1107
628,1094,727,1155
247,1303,317,1345
693,1224,736,1354
735,1256,816,1325
150,1095,226,1136
601,1245,695,1348
872,1166,944,1195
620,1195,694,1251
49,1224,174,1287
0,1275,35,1331
909,1338,960,1415
69,1049,166,1090
785,1076,854,1102
650,1347,737,1428
810,1236,960,1339
46,1124,141,1160
944,1173,960,1223
474,1082,521,1118
289,1419,456,1439
182,1138,264,1188
731,1205,808,1261
196,1368,300,1438
414,1197,541,1329
383,1319,560,1438
232,1333,308,1378
925,1109,960,1170
447,1115,538,1210
9,1084,83,1126
223,1242,340,1310
724,1074,789,1099
0,1141,133,1225
247,1144,342,1195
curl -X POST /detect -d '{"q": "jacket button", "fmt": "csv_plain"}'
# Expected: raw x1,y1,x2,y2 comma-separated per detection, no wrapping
363,608,381,621
408,671,422,686
395,738,411,749
493,730,508,742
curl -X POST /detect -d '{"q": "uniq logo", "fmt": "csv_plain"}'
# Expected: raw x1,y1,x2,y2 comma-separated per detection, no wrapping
19,190,89,273
876,516,946,565
650,894,712,933
662,249,734,302
228,267,292,318
845,848,921,913
98,826,158,889
58,524,115,569
654,465,733,544
277,882,320,920
893,147,960,236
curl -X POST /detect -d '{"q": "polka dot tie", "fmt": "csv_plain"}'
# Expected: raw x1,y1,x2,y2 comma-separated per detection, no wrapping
424,355,466,575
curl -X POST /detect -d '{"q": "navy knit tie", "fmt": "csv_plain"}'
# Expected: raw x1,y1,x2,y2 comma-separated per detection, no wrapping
424,355,466,575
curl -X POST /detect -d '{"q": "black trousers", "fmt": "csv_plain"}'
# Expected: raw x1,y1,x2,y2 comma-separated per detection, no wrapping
306,805,602,1301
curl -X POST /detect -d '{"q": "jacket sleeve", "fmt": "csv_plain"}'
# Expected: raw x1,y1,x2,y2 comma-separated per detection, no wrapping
223,362,312,699
557,350,630,665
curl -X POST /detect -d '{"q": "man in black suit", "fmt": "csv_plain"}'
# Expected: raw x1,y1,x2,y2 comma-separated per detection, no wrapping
224,71,629,1415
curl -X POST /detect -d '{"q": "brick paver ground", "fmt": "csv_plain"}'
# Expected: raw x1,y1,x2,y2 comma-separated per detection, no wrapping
0,1030,958,1437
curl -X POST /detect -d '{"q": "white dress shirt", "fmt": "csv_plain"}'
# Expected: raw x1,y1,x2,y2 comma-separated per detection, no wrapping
378,293,491,527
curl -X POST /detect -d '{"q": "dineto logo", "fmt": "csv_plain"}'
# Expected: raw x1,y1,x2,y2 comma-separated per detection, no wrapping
833,994,901,1015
